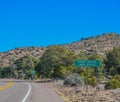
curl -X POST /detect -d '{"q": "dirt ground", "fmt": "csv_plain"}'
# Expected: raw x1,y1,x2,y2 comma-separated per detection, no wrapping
46,81,120,102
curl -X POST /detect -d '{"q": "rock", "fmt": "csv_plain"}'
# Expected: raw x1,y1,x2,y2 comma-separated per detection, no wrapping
63,73,84,86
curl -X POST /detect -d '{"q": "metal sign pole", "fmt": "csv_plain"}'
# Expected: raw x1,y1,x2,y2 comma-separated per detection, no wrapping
75,73,77,93
96,67,99,92
86,67,88,92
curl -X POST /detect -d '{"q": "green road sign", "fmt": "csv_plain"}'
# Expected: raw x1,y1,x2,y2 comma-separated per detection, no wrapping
30,69,35,75
74,60,101,67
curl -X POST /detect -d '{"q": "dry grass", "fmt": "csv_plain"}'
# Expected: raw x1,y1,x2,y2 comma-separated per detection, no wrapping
46,82,120,102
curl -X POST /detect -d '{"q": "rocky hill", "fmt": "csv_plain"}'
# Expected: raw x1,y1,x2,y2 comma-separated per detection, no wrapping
0,32,120,66
0,47,46,66
64,32,120,55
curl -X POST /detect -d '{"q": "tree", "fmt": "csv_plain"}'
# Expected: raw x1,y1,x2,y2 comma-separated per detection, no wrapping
104,47,120,75
0,66,12,78
36,46,78,78
14,55,38,79
81,53,104,87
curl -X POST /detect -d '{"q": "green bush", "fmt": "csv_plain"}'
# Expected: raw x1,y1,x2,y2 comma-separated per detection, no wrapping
105,78,120,89
114,75,120,81
90,76,96,87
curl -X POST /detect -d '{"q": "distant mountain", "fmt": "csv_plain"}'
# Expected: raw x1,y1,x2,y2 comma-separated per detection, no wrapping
0,32,120,66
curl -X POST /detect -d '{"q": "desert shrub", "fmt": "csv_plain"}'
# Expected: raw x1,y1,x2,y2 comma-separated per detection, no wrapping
64,73,84,86
90,76,96,87
105,78,120,89
114,75,120,81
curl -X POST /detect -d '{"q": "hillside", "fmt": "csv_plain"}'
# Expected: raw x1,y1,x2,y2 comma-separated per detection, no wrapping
0,47,46,66
64,32,120,55
0,32,120,66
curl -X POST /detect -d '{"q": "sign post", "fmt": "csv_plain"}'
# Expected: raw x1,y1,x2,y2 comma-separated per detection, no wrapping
30,69,35,80
74,60,101,92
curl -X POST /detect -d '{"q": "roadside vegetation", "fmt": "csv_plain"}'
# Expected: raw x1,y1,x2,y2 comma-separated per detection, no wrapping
0,46,120,89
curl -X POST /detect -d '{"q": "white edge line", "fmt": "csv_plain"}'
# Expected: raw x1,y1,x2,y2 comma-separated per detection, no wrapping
22,83,31,102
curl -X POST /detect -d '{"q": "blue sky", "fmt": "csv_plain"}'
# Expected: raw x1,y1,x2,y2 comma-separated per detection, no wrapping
0,0,120,52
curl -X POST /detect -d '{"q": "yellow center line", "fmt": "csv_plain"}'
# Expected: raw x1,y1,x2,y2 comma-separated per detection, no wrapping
0,81,14,91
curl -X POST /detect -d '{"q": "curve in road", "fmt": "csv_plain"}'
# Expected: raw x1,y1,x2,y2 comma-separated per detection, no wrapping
0,79,65,102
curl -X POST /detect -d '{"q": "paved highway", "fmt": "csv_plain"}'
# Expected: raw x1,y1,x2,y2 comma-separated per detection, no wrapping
0,79,64,102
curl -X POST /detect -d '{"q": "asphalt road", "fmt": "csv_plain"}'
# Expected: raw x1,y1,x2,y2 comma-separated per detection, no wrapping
0,79,64,102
